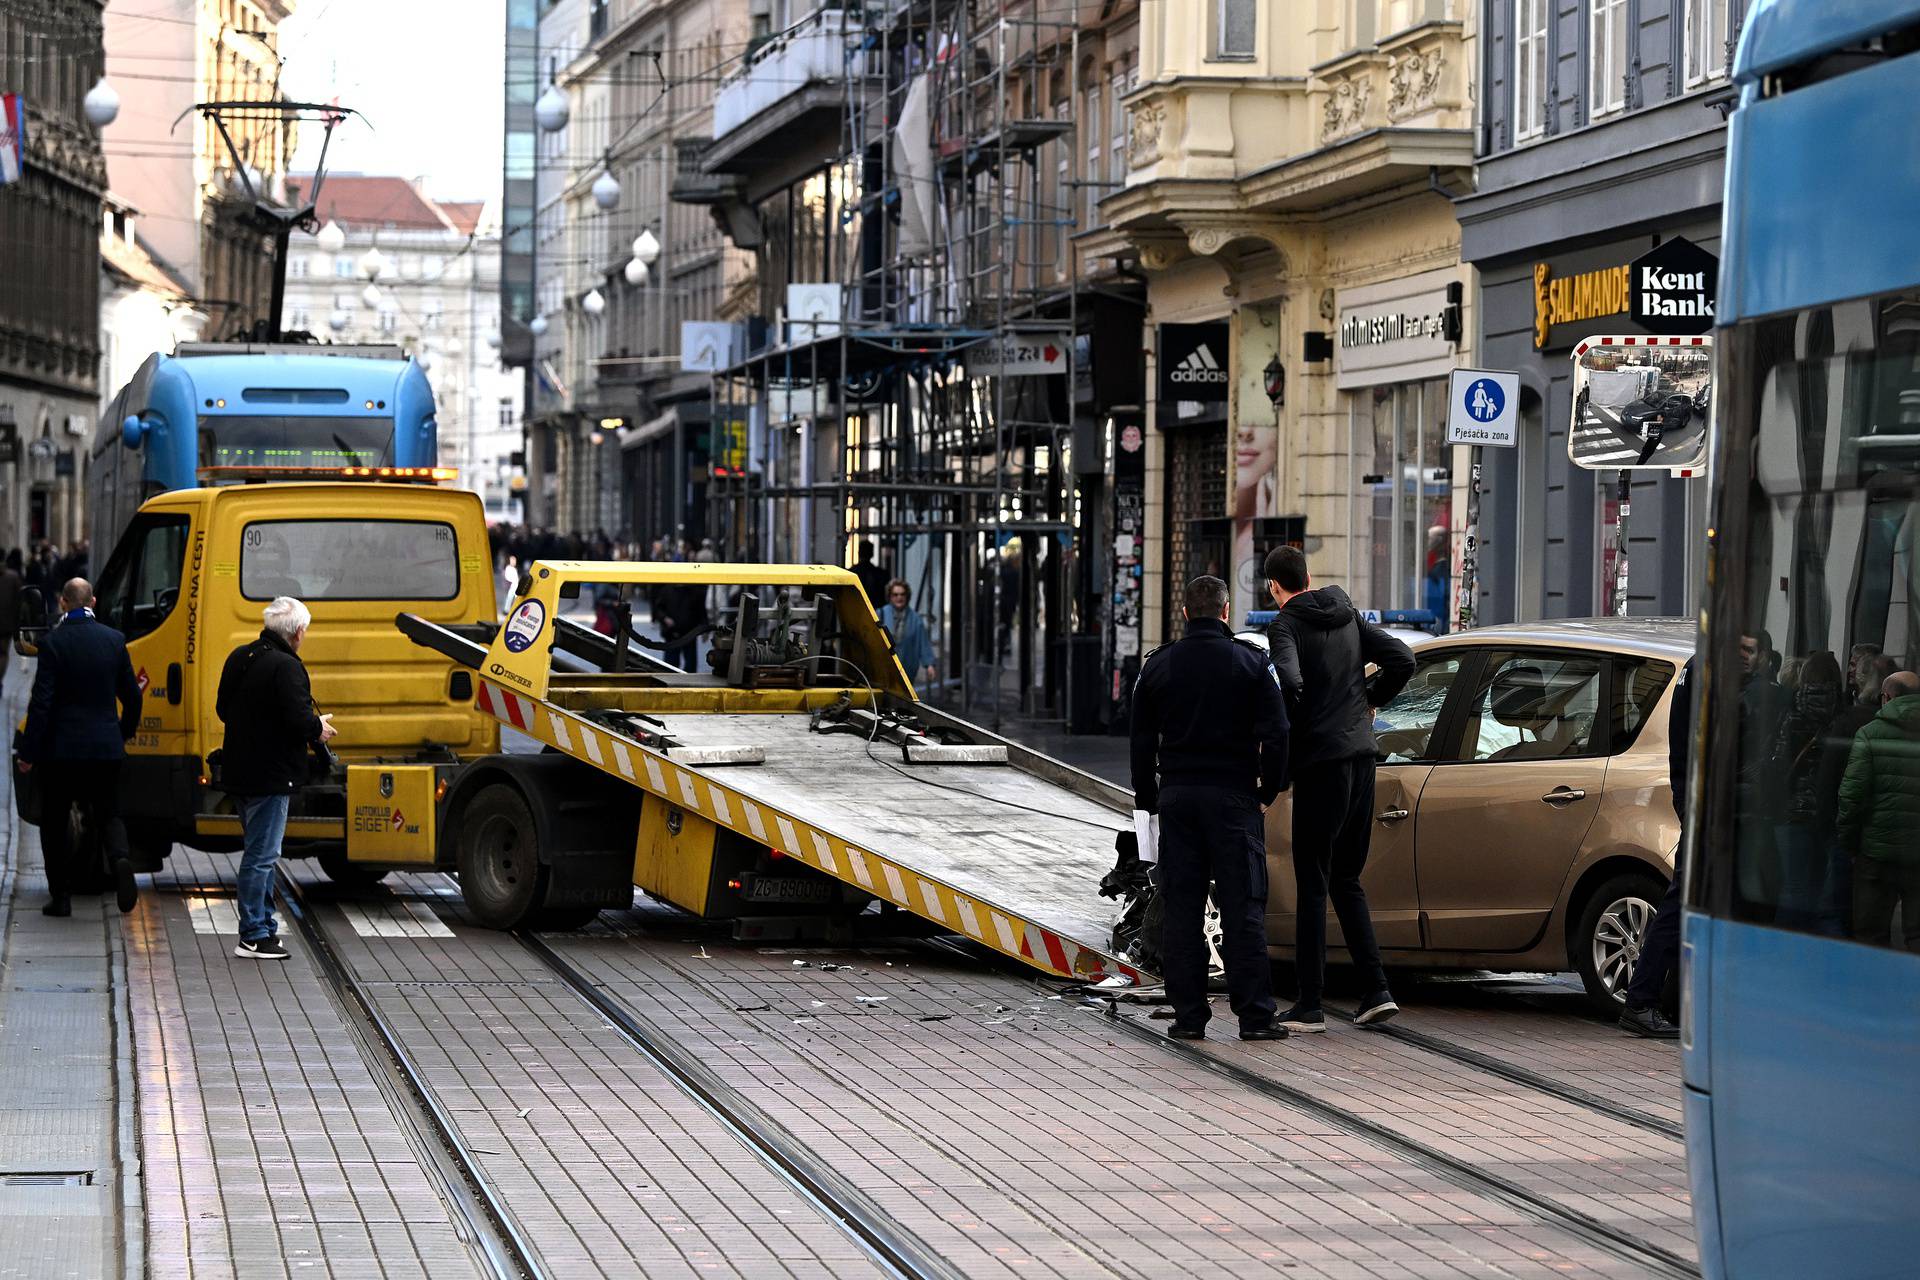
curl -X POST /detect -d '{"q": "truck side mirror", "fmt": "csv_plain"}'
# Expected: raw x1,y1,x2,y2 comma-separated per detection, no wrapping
13,586,45,656
122,414,147,449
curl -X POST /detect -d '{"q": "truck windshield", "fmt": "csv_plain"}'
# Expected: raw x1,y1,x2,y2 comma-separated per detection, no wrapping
240,519,460,601
199,416,396,470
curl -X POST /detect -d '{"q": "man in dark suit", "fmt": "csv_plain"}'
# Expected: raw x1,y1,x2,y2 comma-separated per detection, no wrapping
17,578,144,916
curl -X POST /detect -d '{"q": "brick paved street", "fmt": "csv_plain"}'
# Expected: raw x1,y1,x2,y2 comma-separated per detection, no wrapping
1,721,1698,1279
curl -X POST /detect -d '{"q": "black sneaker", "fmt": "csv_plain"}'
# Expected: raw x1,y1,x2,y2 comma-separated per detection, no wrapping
1239,1022,1290,1042
41,896,71,918
113,857,138,914
1355,994,1400,1027
1618,1004,1679,1040
1278,1004,1326,1033
234,936,289,961
1166,1024,1207,1041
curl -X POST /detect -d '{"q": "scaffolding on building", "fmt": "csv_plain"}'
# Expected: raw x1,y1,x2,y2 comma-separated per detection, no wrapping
706,0,1085,727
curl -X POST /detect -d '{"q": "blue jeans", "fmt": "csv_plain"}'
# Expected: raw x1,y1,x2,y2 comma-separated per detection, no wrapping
235,794,290,943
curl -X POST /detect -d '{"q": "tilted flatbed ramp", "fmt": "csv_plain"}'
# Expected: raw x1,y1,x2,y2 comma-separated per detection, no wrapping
439,561,1145,985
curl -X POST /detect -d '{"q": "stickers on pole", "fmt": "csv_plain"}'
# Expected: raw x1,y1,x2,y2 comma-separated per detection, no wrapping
1568,335,1712,471
503,598,547,652
1445,369,1520,448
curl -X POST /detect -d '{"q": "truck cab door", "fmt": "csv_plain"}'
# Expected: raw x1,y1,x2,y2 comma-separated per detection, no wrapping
92,510,198,764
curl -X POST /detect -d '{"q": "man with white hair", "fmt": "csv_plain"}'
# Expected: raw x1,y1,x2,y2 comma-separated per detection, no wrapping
215,596,337,959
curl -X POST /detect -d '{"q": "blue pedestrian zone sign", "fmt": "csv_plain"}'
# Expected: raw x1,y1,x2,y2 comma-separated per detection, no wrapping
1446,368,1520,447
1464,378,1504,422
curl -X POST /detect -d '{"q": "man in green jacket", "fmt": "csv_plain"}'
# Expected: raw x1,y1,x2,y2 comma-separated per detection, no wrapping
1837,669,1920,949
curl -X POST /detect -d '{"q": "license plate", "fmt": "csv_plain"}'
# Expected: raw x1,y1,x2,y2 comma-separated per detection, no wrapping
744,877,835,905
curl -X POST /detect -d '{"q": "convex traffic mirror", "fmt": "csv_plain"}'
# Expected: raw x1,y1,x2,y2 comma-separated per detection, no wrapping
1567,335,1712,471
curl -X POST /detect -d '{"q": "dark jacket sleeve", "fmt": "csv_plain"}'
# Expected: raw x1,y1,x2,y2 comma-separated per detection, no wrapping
20,640,59,764
1359,622,1417,707
1128,659,1162,813
277,658,324,746
116,649,143,742
1265,620,1304,705
1668,658,1693,823
1253,656,1292,805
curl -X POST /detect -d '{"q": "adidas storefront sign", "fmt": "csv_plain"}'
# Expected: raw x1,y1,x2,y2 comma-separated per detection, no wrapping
1158,322,1231,402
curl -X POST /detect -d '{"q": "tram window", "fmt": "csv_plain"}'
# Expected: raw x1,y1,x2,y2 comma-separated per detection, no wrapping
1721,287,1920,951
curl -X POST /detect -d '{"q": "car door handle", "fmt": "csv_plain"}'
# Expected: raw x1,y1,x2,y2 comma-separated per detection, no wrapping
1376,808,1410,823
1541,787,1588,806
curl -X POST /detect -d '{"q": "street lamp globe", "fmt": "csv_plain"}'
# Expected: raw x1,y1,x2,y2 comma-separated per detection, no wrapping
316,220,346,254
486,330,502,349
328,311,348,333
361,283,382,309
358,245,385,279
83,78,120,128
535,83,570,132
529,314,549,337
624,256,649,286
632,228,660,265
582,288,606,316
591,170,621,211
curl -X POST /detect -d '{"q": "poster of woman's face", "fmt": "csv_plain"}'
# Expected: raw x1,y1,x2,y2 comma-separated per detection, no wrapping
1233,420,1280,615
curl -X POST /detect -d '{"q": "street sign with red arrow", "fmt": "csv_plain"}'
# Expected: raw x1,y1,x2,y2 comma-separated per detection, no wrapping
966,332,1070,377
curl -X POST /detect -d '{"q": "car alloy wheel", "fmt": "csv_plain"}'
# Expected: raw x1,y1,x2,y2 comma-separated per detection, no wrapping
1591,893,1656,1002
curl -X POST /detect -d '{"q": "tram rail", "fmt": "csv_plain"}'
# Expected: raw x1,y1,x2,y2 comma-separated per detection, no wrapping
277,868,959,1280
1320,999,1684,1140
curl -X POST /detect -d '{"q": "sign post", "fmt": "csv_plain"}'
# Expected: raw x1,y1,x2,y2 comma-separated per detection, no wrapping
1445,369,1522,630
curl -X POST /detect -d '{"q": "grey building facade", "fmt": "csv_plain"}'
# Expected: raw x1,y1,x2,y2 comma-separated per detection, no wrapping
1457,0,1749,623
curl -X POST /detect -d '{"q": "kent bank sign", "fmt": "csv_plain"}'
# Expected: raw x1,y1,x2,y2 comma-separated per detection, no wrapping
1628,236,1718,336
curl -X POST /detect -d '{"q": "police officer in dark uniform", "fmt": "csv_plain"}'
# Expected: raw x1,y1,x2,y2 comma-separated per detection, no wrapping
1130,575,1290,1041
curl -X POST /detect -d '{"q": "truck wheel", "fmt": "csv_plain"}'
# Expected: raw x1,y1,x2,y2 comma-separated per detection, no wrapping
317,848,390,890
457,783,544,929
1574,871,1666,1016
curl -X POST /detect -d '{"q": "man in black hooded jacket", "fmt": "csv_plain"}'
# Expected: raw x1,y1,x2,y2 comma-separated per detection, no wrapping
1263,546,1416,1031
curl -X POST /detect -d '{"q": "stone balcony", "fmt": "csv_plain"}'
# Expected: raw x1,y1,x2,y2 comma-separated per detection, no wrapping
1103,19,1474,267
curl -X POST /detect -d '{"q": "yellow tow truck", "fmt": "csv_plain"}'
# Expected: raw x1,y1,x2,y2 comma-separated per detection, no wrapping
387,561,1147,982
14,468,501,884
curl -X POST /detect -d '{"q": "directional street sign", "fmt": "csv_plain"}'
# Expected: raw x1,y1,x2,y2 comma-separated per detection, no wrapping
968,331,1069,377
1446,368,1520,447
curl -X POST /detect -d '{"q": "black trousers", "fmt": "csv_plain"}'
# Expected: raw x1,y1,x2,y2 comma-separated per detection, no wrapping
1625,860,1684,1009
1157,784,1277,1031
38,759,126,900
1290,756,1390,1010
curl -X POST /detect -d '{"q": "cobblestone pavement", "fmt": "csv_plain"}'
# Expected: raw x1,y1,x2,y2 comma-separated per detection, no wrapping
551,899,1694,1278
16,798,1694,1278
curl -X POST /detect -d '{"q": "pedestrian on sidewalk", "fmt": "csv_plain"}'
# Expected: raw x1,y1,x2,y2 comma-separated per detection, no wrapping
16,578,143,917
1620,655,1693,1038
1129,575,1290,1042
216,596,336,961
1263,546,1415,1033
0,549,22,696
880,579,936,688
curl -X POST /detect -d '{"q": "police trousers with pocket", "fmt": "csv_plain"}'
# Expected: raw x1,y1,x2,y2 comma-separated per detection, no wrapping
1156,784,1277,1031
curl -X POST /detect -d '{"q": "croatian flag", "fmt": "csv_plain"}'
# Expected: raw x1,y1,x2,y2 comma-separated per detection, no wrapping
0,94,24,186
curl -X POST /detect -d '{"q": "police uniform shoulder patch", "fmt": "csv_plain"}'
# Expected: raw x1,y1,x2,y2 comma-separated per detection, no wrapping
1230,635,1282,688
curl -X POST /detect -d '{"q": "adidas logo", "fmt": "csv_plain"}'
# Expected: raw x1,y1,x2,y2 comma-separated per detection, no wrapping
1169,343,1229,385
